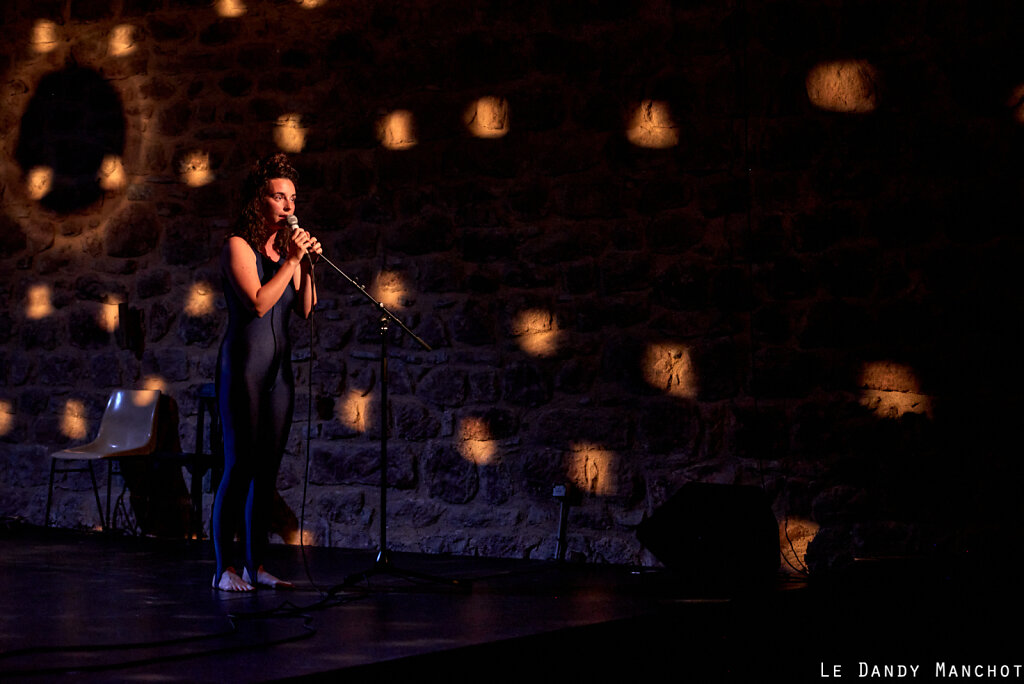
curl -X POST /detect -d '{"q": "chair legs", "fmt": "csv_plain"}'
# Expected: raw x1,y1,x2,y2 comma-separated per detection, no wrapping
45,458,108,532
188,456,203,540
46,386,222,538
105,460,112,530
45,460,55,527
49,457,209,537
91,462,106,530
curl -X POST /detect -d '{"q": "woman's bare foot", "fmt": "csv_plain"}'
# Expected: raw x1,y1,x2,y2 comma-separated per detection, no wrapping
243,566,295,589
213,567,254,592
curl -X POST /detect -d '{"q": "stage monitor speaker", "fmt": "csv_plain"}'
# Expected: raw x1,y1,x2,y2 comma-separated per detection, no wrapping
637,482,780,585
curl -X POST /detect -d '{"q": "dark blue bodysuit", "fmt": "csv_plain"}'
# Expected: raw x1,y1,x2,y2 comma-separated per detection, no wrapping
214,244,295,581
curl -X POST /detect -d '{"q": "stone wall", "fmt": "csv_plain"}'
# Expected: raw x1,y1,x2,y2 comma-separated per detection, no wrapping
1,0,1022,573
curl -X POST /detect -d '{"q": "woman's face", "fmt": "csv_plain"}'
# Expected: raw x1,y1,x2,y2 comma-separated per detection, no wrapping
260,177,297,230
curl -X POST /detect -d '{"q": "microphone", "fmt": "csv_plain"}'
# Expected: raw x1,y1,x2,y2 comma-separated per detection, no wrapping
285,214,315,262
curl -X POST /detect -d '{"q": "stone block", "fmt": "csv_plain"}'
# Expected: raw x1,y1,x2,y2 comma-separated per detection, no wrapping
505,178,550,221
144,348,190,382
416,367,467,408
386,212,454,256
637,399,701,455
310,443,415,490
424,443,479,505
709,267,753,312
460,226,519,264
85,352,124,388
597,251,652,294
0,444,49,487
163,218,214,266
757,257,816,300
392,399,441,440
534,407,631,451
316,490,367,526
390,497,446,528
415,255,467,293
479,463,515,505
554,179,624,220
21,320,61,352
105,204,160,258
798,299,873,350
157,100,193,137
751,347,820,399
137,270,173,299
199,20,242,47
450,300,496,346
177,312,220,348
652,258,710,311
691,337,741,401
502,361,550,406
147,302,175,343
0,214,27,258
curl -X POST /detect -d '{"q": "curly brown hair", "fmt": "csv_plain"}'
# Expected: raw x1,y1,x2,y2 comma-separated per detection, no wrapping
229,153,300,256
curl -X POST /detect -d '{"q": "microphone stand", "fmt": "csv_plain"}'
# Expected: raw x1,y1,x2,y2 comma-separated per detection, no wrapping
314,252,464,591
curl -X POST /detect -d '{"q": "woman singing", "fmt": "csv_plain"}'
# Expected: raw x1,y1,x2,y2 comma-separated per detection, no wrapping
213,154,320,592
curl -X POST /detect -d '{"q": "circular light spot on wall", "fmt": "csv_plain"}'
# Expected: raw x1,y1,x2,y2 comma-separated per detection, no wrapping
457,416,497,464
98,301,121,333
806,60,879,113
295,0,327,7
25,166,53,201
25,284,54,320
1006,84,1024,124
97,155,127,191
216,0,247,17
288,529,316,546
780,516,818,573
141,375,168,393
370,270,409,310
179,150,213,187
128,390,159,407
185,282,215,316
464,96,510,139
32,20,60,54
336,389,371,434
108,24,137,57
62,399,89,440
568,442,618,496
643,342,697,399
859,361,932,418
512,308,561,358
16,66,127,212
274,113,307,153
0,400,13,437
626,100,679,149
377,110,417,150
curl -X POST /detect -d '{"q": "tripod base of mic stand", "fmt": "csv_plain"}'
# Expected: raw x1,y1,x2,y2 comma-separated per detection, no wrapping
340,549,468,591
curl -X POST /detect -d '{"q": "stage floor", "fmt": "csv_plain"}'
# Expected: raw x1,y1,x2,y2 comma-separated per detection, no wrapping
0,524,1019,682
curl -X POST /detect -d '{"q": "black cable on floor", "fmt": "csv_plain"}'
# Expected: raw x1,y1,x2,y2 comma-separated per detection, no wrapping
0,587,373,677
297,259,328,597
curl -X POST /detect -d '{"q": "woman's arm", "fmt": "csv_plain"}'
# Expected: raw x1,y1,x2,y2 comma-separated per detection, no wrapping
222,236,300,318
292,234,320,319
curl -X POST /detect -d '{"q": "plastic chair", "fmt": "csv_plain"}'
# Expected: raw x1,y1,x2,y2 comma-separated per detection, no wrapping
45,389,161,531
